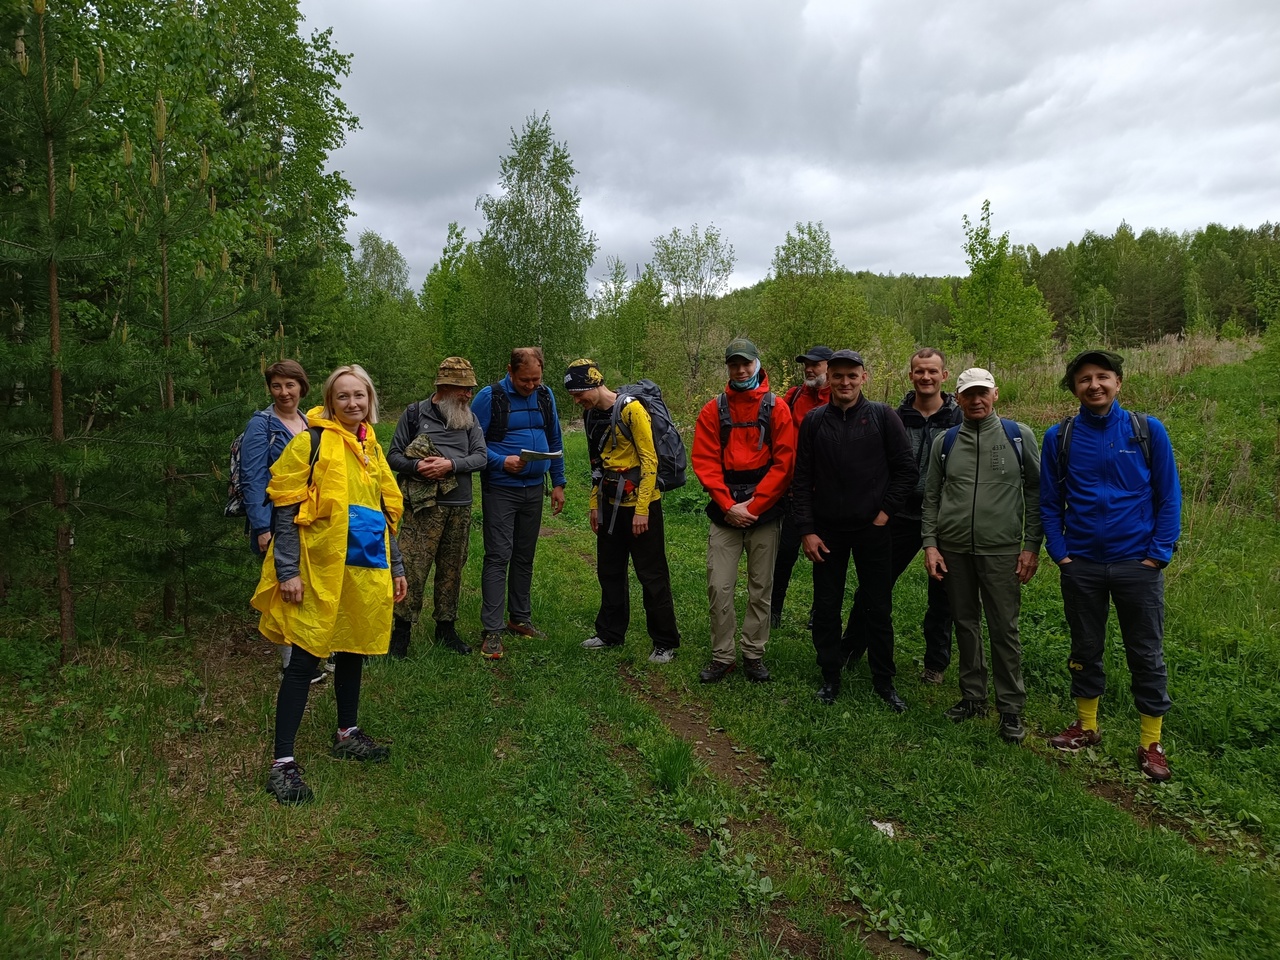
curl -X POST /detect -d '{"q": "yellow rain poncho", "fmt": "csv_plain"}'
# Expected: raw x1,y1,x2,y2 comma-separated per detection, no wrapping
251,409,404,657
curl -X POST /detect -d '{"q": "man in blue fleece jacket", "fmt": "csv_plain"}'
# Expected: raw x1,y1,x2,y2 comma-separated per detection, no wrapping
1040,350,1181,781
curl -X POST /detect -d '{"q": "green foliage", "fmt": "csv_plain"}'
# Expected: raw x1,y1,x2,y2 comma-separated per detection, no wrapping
471,112,597,376
650,222,736,391
945,200,1056,368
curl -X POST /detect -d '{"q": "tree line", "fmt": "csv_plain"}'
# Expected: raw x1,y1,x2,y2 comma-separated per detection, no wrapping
3,2,1277,668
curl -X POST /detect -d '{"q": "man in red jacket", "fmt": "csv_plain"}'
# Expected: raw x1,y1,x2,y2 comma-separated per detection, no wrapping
770,346,833,627
692,339,797,683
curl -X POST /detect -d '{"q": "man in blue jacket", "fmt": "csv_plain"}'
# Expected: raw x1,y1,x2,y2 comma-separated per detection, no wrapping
471,347,566,660
1040,350,1181,781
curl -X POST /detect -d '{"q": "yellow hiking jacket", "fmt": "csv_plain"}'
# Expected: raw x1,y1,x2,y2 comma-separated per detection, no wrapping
251,409,404,657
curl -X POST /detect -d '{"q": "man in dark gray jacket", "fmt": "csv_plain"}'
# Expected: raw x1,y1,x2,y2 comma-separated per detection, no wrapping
922,368,1042,743
386,357,488,657
891,348,963,684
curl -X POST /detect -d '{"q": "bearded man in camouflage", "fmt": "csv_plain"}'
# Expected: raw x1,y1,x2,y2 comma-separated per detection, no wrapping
386,357,488,657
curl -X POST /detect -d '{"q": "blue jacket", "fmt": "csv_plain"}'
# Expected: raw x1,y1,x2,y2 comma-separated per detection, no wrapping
241,406,309,543
1039,400,1181,565
471,375,566,490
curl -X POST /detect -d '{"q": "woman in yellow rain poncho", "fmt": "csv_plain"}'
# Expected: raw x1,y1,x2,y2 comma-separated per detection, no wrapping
252,364,407,805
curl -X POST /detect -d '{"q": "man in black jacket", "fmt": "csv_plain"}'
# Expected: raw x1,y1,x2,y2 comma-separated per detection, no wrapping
893,348,963,684
794,350,918,710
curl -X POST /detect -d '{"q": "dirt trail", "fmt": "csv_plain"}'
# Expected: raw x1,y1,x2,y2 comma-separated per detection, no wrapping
620,667,930,960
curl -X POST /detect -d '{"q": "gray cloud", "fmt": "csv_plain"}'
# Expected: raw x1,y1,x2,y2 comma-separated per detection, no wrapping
299,0,1280,289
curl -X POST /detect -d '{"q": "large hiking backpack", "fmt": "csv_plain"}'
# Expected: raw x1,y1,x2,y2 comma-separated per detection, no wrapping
937,418,1026,481
224,422,322,519
484,381,556,444
224,410,273,518
593,379,687,493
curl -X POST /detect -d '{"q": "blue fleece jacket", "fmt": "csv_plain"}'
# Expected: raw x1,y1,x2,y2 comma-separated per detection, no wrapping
471,375,566,489
1039,400,1181,565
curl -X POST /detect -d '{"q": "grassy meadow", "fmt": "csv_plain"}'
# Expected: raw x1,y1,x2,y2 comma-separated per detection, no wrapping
2,336,1279,959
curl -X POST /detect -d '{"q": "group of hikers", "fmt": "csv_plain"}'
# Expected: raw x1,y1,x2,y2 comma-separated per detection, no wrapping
239,342,1181,805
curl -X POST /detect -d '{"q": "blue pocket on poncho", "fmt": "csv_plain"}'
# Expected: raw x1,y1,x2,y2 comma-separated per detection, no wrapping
346,504,389,569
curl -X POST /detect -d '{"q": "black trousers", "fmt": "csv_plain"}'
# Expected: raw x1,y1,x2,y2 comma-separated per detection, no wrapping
1060,558,1171,717
849,514,954,672
274,647,364,759
811,522,896,686
594,500,681,650
770,500,803,615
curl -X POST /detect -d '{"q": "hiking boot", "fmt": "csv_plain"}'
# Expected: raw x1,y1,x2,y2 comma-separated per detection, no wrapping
388,616,412,660
265,760,314,805
480,632,504,660
1048,721,1101,752
815,681,840,705
699,660,736,683
875,685,908,714
920,668,945,685
505,620,546,639
1137,742,1171,781
999,713,1027,744
944,699,988,723
742,658,771,683
331,728,390,763
648,647,676,664
436,621,471,655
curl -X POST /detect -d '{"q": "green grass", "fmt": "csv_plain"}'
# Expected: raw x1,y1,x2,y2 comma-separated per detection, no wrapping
3,345,1280,958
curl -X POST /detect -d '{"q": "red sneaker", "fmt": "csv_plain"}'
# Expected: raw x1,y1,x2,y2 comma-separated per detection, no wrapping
1137,742,1171,781
1048,721,1101,752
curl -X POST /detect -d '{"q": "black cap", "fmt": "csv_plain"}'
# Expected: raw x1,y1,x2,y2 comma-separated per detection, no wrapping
827,349,865,368
795,345,834,363
1061,350,1124,391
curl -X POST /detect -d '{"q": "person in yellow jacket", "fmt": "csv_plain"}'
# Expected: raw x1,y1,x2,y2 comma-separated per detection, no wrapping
252,364,408,804
564,360,681,662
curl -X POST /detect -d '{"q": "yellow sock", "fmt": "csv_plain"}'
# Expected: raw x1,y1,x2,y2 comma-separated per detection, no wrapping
1076,697,1100,733
1139,714,1163,749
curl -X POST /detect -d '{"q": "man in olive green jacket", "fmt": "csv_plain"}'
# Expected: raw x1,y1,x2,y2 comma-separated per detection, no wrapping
922,368,1042,743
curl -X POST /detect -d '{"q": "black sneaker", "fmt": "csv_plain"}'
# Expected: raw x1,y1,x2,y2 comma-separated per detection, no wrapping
999,713,1026,743
265,760,313,804
944,699,988,723
331,728,390,763
769,611,782,629
816,681,840,705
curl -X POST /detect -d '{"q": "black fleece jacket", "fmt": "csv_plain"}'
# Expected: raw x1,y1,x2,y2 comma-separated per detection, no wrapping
792,396,917,535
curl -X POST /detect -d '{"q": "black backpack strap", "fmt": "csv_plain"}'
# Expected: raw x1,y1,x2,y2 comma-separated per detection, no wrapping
536,384,556,444
1130,411,1152,468
484,381,509,443
1056,414,1074,503
306,426,324,486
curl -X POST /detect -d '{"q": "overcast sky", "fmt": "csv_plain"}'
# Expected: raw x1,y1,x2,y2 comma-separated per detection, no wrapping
297,0,1280,292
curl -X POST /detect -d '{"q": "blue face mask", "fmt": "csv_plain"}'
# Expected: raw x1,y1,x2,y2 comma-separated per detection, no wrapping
729,359,761,391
